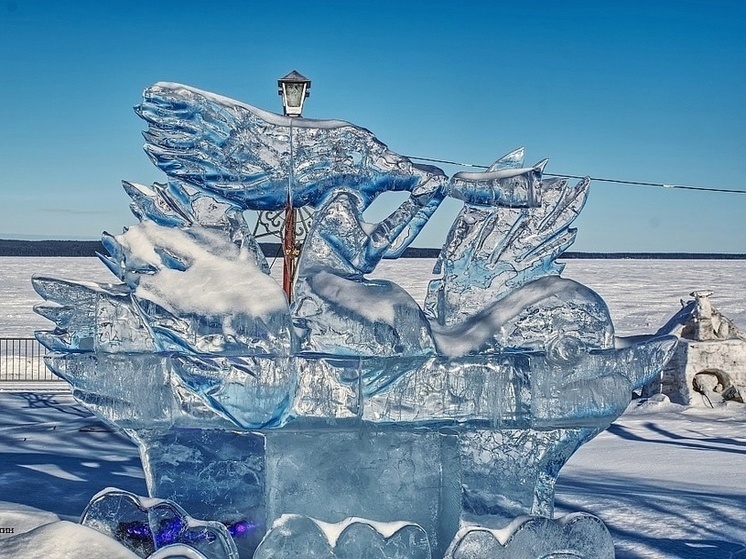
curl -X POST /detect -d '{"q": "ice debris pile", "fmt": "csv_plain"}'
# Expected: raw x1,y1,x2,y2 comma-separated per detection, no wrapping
34,82,677,558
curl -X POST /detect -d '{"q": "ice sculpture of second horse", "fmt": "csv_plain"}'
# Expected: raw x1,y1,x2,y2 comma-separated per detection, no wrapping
429,148,614,358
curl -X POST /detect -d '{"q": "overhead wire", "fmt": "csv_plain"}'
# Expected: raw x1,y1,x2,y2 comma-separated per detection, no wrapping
406,155,746,195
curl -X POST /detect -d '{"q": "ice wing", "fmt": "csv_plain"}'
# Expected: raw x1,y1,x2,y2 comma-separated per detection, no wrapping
426,154,590,326
137,82,441,211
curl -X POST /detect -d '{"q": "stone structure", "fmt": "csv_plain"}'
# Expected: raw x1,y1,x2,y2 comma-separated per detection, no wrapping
645,291,746,406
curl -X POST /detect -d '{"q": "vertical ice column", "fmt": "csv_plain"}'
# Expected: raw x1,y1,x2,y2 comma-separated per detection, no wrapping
131,428,267,558
264,428,461,557
458,427,598,527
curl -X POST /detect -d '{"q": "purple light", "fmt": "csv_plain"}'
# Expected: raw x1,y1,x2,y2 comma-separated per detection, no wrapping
155,516,185,547
121,521,152,541
227,519,258,538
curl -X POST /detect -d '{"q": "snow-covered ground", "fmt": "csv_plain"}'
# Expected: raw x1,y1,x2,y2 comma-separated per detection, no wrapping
1,257,745,557
558,397,746,558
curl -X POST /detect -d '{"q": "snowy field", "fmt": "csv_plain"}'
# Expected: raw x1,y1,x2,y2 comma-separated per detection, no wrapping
1,256,745,558
2,256,745,338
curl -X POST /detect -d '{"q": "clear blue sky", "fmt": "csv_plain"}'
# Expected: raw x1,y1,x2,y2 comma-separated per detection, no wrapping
1,0,744,252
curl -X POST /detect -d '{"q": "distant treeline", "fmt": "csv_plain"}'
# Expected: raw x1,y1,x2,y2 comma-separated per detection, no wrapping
0,239,106,257
560,252,746,260
1,239,745,260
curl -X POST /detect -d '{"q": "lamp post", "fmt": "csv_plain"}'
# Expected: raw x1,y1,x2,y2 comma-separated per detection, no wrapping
278,70,311,117
277,71,311,301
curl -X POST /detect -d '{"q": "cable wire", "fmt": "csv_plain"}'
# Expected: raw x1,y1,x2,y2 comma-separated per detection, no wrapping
406,155,746,195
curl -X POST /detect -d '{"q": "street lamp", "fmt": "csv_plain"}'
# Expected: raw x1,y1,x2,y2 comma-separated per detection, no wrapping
277,70,311,117
276,71,311,301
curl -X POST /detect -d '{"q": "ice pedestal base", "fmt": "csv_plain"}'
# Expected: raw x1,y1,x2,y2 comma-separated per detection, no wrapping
42,336,677,558
131,424,611,558
458,427,599,527
133,427,459,557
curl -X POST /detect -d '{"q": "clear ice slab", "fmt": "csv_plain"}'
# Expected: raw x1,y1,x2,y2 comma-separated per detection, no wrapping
445,514,614,559
34,81,679,558
80,488,239,559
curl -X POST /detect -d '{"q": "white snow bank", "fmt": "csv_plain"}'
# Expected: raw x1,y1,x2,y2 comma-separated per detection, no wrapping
0,501,59,538
0,520,139,558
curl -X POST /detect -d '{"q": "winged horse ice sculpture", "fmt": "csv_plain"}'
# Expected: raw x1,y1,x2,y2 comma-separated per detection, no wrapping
34,82,676,559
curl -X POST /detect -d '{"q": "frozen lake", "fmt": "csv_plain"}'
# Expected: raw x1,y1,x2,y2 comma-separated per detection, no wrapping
2,256,745,337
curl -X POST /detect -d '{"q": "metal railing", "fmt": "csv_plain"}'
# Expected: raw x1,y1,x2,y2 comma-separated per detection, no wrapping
0,337,61,382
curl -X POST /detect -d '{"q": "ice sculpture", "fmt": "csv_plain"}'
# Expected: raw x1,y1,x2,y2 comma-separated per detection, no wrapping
80,488,239,559
34,82,677,559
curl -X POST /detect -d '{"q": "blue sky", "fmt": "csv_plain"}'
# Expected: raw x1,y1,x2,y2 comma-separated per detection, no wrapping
1,0,744,252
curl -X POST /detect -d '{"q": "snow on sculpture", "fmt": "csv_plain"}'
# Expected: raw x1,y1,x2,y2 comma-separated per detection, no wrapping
34,82,677,559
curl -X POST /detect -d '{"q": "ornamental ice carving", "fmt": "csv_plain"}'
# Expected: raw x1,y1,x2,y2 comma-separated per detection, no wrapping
34,82,677,559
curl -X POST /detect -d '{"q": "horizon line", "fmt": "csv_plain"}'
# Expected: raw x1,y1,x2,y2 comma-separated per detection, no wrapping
1,239,745,260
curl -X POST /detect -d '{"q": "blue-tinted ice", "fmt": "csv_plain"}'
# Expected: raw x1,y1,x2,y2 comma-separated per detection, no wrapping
34,82,677,558
80,488,239,559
